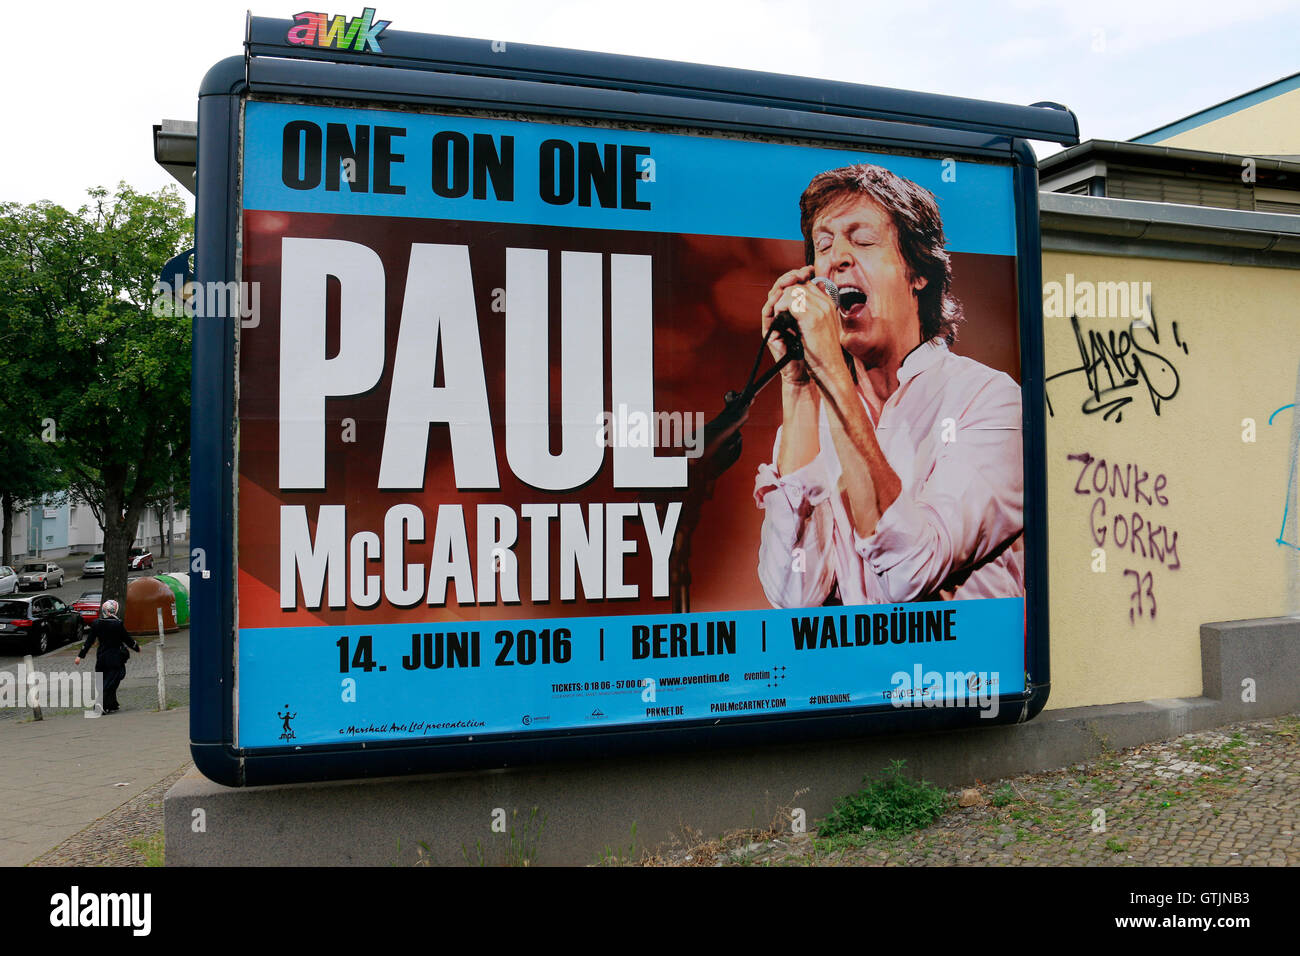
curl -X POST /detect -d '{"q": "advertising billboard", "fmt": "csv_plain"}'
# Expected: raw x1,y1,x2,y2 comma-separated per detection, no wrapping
191,19,1070,784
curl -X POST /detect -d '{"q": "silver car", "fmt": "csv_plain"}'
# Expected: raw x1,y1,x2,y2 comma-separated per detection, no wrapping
0,567,16,596
19,562,65,591
82,553,105,578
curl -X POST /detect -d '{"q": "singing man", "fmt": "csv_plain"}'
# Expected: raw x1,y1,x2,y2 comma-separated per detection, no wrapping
754,163,1024,606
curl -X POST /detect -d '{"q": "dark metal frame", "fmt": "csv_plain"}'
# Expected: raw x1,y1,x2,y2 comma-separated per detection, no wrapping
190,21,1074,786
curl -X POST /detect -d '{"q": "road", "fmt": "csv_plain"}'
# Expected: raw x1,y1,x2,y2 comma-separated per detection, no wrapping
0,553,186,668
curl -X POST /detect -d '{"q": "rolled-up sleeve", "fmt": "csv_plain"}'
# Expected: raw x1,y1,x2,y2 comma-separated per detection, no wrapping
854,374,1023,602
754,427,837,608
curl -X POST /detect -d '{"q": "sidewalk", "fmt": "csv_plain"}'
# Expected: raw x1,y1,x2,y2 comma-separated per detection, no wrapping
0,631,192,866
5,622,1296,866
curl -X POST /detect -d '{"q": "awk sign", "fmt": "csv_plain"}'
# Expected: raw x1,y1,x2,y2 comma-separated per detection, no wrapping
286,7,389,52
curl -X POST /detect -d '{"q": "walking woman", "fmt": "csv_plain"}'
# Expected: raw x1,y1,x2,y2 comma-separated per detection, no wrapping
74,599,140,714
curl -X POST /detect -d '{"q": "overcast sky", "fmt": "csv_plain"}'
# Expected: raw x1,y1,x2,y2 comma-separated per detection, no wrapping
6,0,1299,212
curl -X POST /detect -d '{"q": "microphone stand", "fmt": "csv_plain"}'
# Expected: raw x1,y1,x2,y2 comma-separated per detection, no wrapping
670,327,801,613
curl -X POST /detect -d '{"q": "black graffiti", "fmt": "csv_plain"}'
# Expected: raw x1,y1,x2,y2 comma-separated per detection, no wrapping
1046,301,1187,422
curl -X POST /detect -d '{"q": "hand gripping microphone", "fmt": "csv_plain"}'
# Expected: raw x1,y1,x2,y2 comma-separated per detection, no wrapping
769,277,841,359
681,276,846,613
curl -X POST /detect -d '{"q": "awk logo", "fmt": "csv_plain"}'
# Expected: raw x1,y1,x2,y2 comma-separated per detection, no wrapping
286,8,390,52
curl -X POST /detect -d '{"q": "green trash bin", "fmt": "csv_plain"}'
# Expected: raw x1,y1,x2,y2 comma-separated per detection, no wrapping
156,573,190,627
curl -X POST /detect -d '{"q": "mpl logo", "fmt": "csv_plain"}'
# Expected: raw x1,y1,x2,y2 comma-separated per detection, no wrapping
286,7,390,52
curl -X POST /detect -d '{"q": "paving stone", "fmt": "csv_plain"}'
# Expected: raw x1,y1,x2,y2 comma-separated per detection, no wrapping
646,713,1300,867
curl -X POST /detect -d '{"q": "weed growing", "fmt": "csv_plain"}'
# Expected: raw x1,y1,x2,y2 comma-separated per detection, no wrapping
817,760,951,838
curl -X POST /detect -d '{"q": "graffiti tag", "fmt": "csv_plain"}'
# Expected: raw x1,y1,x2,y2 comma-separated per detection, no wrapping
1046,299,1189,423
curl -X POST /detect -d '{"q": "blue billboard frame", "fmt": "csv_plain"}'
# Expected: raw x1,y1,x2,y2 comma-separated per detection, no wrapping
190,20,1074,786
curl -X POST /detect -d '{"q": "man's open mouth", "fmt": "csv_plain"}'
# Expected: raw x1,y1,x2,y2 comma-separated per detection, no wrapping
836,284,868,318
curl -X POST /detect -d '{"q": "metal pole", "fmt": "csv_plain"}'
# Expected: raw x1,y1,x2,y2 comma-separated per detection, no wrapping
156,643,167,712
23,654,42,721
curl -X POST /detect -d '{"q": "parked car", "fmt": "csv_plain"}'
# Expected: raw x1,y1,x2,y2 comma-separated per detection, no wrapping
71,591,103,629
0,567,17,596
129,547,154,571
18,562,65,591
82,553,105,577
0,595,84,655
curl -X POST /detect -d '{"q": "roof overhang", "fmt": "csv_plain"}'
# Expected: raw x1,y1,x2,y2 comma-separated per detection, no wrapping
153,119,197,196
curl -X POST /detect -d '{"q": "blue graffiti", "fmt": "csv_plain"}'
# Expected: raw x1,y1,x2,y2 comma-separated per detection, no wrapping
1269,403,1300,551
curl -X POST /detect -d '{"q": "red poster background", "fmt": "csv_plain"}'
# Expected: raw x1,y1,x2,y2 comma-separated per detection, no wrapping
238,210,1019,629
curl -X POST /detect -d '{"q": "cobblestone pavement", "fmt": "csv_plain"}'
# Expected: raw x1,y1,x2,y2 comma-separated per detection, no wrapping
29,765,190,867
642,713,1300,867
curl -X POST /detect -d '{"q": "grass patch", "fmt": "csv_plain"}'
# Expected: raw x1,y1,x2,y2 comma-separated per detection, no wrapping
461,807,547,867
817,760,950,839
991,784,1016,808
129,831,164,867
595,822,642,867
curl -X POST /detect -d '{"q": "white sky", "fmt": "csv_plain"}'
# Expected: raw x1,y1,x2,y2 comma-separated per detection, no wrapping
4,0,1299,212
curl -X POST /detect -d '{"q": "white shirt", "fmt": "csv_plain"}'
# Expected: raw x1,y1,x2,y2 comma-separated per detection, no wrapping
753,339,1024,607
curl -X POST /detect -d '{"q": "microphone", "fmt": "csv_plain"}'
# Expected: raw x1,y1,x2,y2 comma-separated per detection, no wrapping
770,277,841,353
694,277,843,495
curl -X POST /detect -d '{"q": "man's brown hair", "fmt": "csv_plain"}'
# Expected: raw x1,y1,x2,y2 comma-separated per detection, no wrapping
799,163,962,344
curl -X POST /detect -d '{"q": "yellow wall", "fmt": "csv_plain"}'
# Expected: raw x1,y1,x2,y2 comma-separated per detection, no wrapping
1042,251,1300,710
1149,86,1300,156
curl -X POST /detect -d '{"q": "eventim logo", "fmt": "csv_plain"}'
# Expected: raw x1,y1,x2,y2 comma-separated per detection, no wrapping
286,8,390,52
49,886,151,936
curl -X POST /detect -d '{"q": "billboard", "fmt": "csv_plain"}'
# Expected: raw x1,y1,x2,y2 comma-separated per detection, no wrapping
192,20,1067,784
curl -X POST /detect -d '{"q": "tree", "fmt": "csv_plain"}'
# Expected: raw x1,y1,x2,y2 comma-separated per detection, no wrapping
0,184,191,607
0,433,63,567
0,206,71,566
146,449,191,573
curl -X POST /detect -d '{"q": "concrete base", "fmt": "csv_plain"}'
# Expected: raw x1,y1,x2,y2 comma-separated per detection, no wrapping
164,616,1300,866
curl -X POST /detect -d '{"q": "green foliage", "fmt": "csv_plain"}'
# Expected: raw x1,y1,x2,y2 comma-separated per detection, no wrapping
991,783,1016,807
459,807,548,867
0,184,191,601
507,806,546,866
596,821,641,866
0,432,63,564
817,760,951,837
129,831,165,867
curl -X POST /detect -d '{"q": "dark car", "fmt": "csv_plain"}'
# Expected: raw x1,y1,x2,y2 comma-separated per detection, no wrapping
0,595,84,655
129,547,154,571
